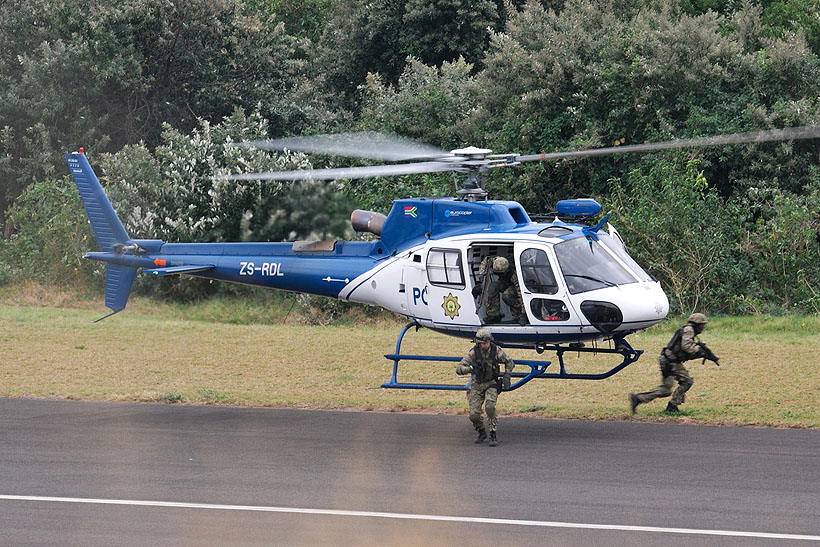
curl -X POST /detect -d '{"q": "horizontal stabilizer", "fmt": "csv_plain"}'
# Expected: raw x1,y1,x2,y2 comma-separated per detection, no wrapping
143,264,215,277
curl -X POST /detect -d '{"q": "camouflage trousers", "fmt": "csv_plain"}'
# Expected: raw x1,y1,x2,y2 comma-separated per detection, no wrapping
635,356,694,407
486,281,523,318
467,380,499,431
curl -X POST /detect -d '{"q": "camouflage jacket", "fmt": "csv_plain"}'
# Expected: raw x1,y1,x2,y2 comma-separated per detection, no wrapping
456,343,515,383
663,324,703,363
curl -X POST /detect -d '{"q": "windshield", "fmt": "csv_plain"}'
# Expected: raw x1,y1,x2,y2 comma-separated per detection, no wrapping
554,236,638,294
597,232,654,282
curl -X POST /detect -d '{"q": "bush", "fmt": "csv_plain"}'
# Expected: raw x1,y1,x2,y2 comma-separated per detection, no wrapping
606,157,746,315
0,177,99,287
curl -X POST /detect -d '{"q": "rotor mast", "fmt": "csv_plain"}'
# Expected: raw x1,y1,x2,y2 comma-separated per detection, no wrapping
451,146,491,201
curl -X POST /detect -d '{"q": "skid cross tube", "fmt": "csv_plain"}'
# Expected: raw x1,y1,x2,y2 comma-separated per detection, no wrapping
381,323,644,391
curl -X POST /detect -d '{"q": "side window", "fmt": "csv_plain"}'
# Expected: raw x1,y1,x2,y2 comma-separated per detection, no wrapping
427,248,465,288
520,248,558,295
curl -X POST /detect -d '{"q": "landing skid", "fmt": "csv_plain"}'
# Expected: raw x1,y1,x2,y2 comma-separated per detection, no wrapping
382,322,644,391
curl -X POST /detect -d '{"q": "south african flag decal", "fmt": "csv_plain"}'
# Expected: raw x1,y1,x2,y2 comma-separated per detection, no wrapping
404,206,418,218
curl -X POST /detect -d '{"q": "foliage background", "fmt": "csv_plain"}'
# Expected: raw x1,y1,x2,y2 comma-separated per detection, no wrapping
1,0,819,315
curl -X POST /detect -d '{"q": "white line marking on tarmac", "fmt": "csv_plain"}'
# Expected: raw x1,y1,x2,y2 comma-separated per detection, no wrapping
2,495,819,542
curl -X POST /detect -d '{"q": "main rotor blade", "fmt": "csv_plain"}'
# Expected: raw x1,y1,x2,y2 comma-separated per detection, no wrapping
516,125,820,163
235,132,449,162
212,161,457,182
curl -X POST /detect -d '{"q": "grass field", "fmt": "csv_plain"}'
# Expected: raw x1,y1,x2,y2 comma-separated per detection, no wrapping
1,293,819,428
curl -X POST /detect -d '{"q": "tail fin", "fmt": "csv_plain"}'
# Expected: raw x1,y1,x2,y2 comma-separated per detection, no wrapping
65,152,129,251
66,152,136,318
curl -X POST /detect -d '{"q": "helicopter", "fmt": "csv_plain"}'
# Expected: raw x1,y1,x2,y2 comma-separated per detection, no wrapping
66,125,820,391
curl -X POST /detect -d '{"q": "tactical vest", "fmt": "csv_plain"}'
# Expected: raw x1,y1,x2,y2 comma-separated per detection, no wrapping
663,326,690,362
471,343,501,383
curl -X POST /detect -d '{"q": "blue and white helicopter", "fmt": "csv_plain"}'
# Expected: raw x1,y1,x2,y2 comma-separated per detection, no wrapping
66,126,820,391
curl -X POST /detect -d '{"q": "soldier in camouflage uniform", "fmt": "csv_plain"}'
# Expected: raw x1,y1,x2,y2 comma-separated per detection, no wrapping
472,256,526,325
456,328,515,446
630,313,711,414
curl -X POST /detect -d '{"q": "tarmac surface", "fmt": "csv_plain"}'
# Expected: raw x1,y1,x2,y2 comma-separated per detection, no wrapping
1,398,819,546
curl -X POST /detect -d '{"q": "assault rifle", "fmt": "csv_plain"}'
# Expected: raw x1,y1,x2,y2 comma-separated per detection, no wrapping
472,257,494,312
698,341,720,366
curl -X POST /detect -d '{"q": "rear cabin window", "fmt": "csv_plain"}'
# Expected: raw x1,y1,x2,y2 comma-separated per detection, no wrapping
427,248,465,288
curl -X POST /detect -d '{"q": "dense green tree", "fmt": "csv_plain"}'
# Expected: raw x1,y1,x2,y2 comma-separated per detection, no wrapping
246,0,335,41
0,0,316,233
469,0,820,211
607,156,820,314
358,57,479,146
401,0,499,68
314,0,501,113
313,0,407,111
2,0,820,314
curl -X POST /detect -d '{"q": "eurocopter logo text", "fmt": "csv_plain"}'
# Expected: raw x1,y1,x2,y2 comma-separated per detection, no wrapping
404,206,417,218
444,209,472,218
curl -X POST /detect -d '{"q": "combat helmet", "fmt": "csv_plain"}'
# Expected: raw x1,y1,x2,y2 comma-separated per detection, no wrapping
475,328,494,343
687,312,708,325
492,256,509,273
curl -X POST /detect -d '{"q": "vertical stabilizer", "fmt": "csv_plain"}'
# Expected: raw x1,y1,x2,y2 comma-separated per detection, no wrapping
66,152,137,318
65,152,129,251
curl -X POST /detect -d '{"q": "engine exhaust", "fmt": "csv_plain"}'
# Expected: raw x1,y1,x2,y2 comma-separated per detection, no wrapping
351,209,386,236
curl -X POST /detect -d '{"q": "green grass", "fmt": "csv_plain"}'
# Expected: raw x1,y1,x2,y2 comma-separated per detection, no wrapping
1,291,819,428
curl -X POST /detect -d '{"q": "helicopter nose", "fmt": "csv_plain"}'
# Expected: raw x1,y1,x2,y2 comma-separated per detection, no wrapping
654,284,670,317
577,283,668,332
628,282,669,326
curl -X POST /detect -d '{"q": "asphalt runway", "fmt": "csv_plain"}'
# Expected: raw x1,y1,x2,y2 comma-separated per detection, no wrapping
1,398,818,546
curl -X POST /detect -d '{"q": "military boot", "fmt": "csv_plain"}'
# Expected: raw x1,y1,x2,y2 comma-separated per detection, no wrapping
665,402,680,414
629,393,640,414
488,431,498,447
474,428,487,444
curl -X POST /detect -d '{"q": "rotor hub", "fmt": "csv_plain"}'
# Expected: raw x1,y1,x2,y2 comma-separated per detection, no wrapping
450,146,492,158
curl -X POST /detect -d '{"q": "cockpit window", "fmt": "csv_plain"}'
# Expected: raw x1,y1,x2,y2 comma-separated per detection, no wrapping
520,248,558,295
554,236,638,294
597,233,654,282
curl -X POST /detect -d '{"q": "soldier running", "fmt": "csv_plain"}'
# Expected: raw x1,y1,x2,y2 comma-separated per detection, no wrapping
630,313,717,414
456,328,515,446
